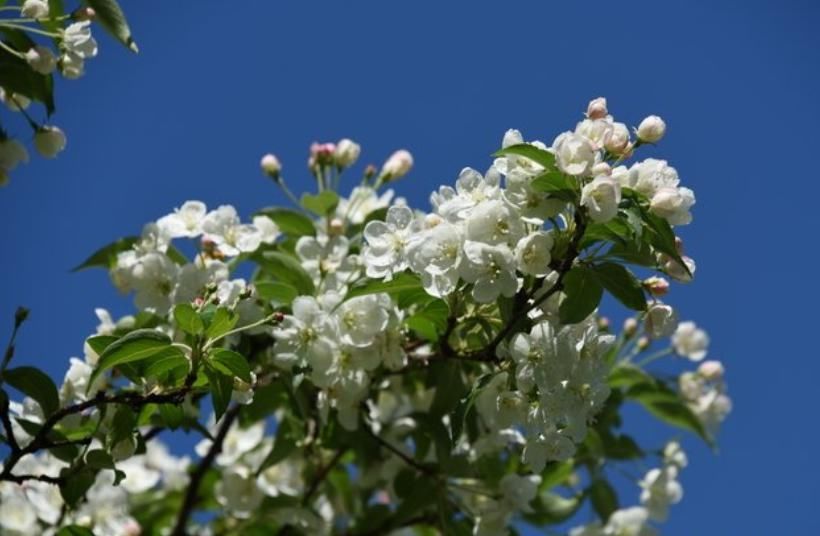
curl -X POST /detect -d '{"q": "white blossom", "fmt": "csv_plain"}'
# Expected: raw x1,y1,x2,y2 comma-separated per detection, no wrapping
636,115,667,143
581,175,621,223
671,321,709,361
552,131,597,176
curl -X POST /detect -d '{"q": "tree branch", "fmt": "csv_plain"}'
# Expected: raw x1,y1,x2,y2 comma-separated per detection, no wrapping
170,404,241,536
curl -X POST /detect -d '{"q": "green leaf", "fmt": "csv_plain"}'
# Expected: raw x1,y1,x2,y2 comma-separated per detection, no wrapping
581,219,632,248
158,403,184,429
209,348,252,383
530,170,578,199
345,272,422,300
642,210,691,276
540,460,575,491
203,364,232,422
0,41,55,114
591,262,647,311
173,303,204,335
85,335,118,356
3,366,59,416
142,348,189,381
255,208,315,237
85,449,115,470
301,191,340,216
205,307,239,340
59,466,96,507
608,365,654,389
558,267,604,324
257,251,315,296
492,143,556,169
405,315,439,342
258,417,300,473
254,281,298,306
589,478,619,521
83,0,138,52
524,491,583,525
72,236,138,272
429,361,466,418
90,329,173,388
602,433,643,460
451,373,496,441
108,405,136,447
627,382,709,443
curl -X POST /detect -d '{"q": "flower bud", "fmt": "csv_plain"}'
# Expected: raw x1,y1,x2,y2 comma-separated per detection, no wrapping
0,89,30,111
328,218,345,236
308,142,336,171
14,306,30,328
586,97,608,120
34,125,66,158
24,46,57,75
379,149,413,182
636,115,667,143
636,336,650,351
644,302,678,339
260,153,281,180
72,6,96,21
605,122,630,154
21,0,48,18
623,317,638,337
334,138,360,168
698,360,724,381
643,276,670,297
591,162,612,176
597,316,610,331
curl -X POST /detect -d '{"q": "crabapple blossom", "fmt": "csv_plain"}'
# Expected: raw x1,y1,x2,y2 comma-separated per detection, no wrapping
21,0,49,18
379,149,413,181
637,114,667,143
672,321,710,360
581,174,622,222
24,45,57,74
33,125,66,158
552,131,597,176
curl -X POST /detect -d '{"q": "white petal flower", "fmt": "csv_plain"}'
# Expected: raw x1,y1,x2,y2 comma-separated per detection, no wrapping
63,21,98,59
157,200,207,238
624,159,679,198
335,293,391,347
460,241,517,303
639,466,683,521
25,45,57,75
581,175,622,223
650,186,695,225
253,215,280,244
637,115,667,143
363,205,418,279
21,0,48,18
671,321,709,361
514,231,554,277
552,131,597,176
215,465,264,518
464,199,525,246
644,302,678,339
334,138,360,168
202,205,262,256
0,137,29,184
0,491,38,532
605,507,657,536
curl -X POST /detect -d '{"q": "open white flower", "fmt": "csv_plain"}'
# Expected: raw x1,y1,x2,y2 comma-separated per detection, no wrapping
63,21,98,58
552,131,597,176
363,205,418,279
644,302,678,339
514,231,554,277
581,175,621,222
157,200,207,238
460,241,517,303
25,45,57,75
671,321,709,361
651,186,695,225
335,293,391,347
0,137,29,185
639,466,683,521
202,205,262,256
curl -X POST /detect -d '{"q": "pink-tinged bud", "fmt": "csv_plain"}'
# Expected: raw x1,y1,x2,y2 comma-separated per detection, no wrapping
272,311,285,323
72,6,96,21
605,122,631,154
194,297,204,307
364,164,377,179
260,153,281,180
636,115,667,143
586,97,608,120
380,149,413,182
674,236,685,254
698,360,724,381
308,142,336,171
597,316,610,330
637,336,650,351
643,276,670,297
623,317,639,337
592,162,612,176
644,302,678,339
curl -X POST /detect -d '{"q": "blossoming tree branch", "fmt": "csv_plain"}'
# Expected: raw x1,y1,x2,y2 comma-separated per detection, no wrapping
0,94,731,535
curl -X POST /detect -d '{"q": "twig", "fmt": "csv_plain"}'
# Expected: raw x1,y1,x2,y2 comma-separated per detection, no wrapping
170,404,241,536
302,447,348,505
365,425,436,477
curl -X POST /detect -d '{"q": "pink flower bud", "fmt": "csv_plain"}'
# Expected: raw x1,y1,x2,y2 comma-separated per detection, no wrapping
260,153,281,179
643,276,670,297
380,149,413,181
586,97,608,120
636,115,667,143
623,317,639,336
698,360,724,381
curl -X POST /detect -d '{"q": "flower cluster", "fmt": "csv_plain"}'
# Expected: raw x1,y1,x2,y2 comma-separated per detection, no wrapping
0,99,731,535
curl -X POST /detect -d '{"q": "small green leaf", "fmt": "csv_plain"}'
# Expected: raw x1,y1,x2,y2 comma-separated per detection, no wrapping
255,209,315,237
540,460,575,491
71,236,138,272
85,335,118,356
627,382,709,443
142,348,189,381
558,267,604,324
203,364,232,422
301,191,340,216
405,315,439,342
345,272,422,300
85,449,115,470
492,143,556,169
84,0,138,52
254,281,298,306
173,303,204,335
591,262,647,311
589,478,619,521
257,251,315,296
158,403,184,429
0,41,55,114
451,373,497,441
209,349,252,383
608,365,654,389
59,466,96,507
90,329,173,388
205,307,239,340
3,366,59,416
530,170,578,198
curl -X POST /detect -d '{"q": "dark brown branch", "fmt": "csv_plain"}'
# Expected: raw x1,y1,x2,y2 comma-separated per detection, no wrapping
170,404,241,536
365,425,436,477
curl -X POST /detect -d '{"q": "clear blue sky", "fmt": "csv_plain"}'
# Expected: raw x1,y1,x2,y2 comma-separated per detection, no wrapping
1,1,817,534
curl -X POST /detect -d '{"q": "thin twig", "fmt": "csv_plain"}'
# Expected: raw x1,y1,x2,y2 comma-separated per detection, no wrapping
170,405,241,536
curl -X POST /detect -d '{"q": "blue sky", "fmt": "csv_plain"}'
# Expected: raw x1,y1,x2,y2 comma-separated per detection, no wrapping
1,0,818,533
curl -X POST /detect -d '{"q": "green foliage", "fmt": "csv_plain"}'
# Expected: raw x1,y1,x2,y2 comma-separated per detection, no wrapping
89,329,180,388
255,208,316,237
3,366,59,416
301,191,340,216
257,251,315,296
492,143,556,169
559,266,604,324
83,0,139,52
